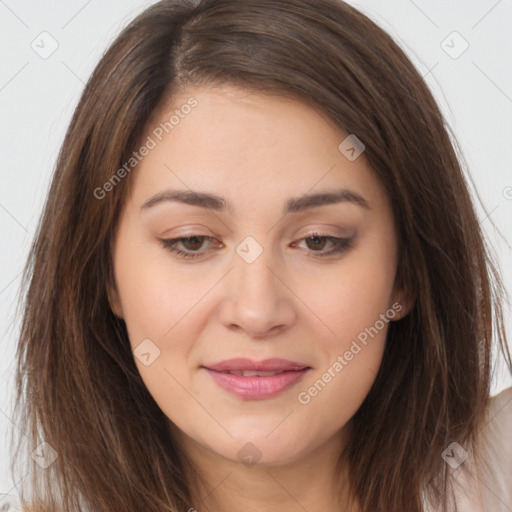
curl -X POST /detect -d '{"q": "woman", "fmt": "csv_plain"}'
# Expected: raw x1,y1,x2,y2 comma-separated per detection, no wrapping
9,0,511,510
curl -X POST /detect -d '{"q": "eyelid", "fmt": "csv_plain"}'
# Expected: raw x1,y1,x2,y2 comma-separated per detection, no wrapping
159,231,355,260
291,232,355,257
160,235,221,259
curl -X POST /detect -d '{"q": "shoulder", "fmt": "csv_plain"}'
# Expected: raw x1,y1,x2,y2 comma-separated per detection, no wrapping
479,386,512,471
470,386,512,511
479,386,512,463
486,385,512,429
424,387,512,512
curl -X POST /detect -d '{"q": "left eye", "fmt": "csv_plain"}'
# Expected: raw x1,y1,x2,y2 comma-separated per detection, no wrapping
291,233,354,257
160,233,354,259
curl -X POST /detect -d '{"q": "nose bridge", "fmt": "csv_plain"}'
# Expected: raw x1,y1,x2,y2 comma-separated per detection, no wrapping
233,237,279,308
218,235,296,336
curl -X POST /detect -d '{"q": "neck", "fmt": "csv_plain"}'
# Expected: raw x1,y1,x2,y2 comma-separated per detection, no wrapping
177,426,358,512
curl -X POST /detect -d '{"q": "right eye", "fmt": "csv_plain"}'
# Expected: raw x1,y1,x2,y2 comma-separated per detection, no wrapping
160,235,222,259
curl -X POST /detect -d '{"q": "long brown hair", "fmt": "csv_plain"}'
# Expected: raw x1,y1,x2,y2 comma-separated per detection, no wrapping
11,0,511,510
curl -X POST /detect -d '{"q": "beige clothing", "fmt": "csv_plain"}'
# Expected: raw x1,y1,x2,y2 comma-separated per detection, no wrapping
425,386,512,511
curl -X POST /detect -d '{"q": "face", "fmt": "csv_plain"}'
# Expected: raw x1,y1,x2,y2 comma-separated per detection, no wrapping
109,84,410,468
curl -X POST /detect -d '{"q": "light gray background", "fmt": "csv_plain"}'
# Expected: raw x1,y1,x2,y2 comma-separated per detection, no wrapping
1,0,511,501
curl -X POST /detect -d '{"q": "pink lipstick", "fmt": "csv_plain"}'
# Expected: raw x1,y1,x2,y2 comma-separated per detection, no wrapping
202,358,311,400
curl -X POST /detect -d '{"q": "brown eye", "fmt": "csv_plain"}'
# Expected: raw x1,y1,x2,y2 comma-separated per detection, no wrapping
160,235,219,259
304,235,329,251
293,232,355,258
180,236,207,251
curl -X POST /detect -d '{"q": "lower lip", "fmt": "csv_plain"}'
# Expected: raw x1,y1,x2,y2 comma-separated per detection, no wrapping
204,368,310,399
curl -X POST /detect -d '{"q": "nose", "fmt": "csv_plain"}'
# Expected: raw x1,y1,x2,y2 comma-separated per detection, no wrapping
217,247,297,338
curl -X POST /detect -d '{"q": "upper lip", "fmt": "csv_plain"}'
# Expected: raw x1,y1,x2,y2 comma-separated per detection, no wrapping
203,358,310,372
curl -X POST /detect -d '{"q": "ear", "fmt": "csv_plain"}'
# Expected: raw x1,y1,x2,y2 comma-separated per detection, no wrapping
107,278,124,319
390,285,415,321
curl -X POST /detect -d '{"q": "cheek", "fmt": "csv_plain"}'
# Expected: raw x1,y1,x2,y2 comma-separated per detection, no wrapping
295,309,389,437
300,244,397,347
293,235,396,418
113,235,206,342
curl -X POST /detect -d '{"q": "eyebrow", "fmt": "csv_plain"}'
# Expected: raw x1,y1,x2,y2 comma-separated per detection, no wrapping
140,188,370,214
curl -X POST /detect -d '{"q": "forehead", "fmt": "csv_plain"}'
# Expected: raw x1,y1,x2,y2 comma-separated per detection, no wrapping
123,84,389,214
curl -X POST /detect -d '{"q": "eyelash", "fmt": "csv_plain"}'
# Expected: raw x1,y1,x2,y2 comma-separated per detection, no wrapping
159,232,354,260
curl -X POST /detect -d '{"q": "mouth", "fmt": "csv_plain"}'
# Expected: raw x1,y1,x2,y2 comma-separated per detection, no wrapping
202,358,312,400
215,369,295,377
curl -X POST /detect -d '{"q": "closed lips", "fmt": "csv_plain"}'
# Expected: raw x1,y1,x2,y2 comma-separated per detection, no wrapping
202,358,312,399
210,369,306,377
202,357,311,373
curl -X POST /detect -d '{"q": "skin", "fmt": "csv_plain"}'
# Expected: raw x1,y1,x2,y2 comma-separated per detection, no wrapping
109,84,412,511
